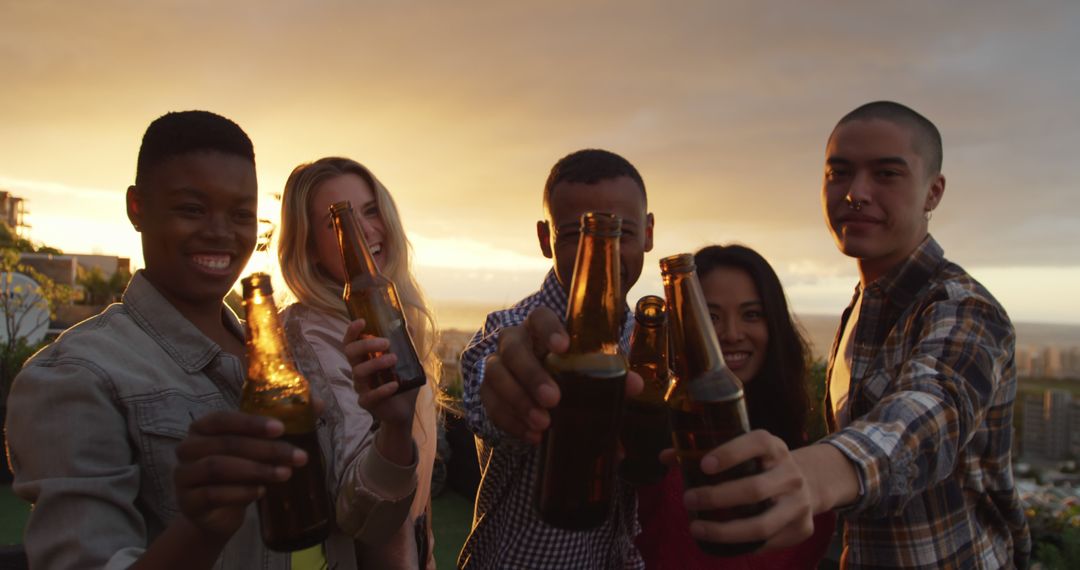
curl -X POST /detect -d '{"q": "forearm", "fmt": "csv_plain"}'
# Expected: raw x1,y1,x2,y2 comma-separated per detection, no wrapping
793,443,860,514
131,517,229,570
337,428,419,542
374,422,416,466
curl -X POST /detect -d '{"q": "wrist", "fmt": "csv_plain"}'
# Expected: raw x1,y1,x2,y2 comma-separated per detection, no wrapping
793,443,860,513
378,418,413,436
177,515,232,548
374,423,416,466
132,515,231,569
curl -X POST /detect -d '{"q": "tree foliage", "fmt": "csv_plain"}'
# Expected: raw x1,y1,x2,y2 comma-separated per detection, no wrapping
0,222,43,254
76,265,132,306
0,248,73,399
1025,490,1080,568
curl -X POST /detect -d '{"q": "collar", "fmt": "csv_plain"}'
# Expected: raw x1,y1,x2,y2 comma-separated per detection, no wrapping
537,268,634,342
863,234,946,310
537,269,570,320
122,270,245,373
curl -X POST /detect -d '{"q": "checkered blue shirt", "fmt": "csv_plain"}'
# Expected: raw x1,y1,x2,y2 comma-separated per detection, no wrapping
457,270,643,569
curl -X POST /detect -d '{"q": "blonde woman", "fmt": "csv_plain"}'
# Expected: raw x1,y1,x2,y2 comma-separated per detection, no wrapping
277,157,439,569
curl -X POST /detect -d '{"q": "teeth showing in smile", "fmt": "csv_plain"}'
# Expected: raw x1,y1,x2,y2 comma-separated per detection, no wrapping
724,352,750,364
369,244,382,255
192,254,230,270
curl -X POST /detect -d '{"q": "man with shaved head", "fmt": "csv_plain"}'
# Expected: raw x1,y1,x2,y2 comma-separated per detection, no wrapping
681,101,1031,569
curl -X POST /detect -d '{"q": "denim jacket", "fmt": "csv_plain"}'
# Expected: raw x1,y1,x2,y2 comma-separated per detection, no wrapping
5,271,357,569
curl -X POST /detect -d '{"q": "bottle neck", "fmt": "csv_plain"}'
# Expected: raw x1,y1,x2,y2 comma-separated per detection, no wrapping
629,320,667,368
331,206,381,281
565,230,622,355
664,270,726,382
242,288,292,384
629,318,669,403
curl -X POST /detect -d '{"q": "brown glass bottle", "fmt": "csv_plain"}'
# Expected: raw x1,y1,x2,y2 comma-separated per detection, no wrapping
660,254,770,557
535,212,628,530
240,273,331,552
330,200,426,394
620,294,672,486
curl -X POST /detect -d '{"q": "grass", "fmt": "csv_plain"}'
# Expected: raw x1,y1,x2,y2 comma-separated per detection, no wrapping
0,486,28,546
0,483,476,566
432,490,473,568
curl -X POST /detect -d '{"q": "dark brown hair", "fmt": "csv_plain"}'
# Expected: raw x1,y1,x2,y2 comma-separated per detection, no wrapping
695,244,810,448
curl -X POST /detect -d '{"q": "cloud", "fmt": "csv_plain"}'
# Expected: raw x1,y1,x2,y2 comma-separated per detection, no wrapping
409,233,550,272
1,0,1078,322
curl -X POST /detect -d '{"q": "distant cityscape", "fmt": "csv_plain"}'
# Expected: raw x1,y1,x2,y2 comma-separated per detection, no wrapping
1017,345,1080,380
1019,389,1080,462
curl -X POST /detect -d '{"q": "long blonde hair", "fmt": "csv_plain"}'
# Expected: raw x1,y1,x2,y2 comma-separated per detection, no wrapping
277,157,440,386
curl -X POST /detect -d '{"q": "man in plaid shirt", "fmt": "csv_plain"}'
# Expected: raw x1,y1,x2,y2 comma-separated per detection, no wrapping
682,101,1031,568
456,149,654,568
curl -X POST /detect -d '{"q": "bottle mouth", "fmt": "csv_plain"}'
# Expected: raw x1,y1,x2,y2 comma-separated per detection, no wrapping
634,294,667,324
242,272,274,297
580,212,622,237
329,200,353,215
659,253,695,274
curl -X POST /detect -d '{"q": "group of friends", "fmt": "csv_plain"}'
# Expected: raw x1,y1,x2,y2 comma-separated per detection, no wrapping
5,100,1031,569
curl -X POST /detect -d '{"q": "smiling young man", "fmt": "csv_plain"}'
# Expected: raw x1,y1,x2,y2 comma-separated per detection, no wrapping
457,149,653,569
5,111,354,569
679,102,1031,569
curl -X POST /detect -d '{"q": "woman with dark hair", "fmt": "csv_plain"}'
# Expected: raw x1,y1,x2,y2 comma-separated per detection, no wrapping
635,244,835,569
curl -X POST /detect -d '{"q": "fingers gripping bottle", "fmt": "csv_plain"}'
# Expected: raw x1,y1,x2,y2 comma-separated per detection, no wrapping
535,212,628,530
240,273,332,551
660,254,770,557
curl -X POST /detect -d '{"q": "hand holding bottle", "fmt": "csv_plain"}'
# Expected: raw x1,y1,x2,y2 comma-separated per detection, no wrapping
479,306,644,445
681,432,852,552
173,411,311,542
342,317,420,428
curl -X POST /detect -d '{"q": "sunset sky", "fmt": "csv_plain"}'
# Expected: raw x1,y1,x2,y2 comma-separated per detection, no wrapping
2,0,1078,327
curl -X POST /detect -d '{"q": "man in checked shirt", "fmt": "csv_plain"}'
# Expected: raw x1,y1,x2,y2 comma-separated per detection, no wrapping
680,101,1032,568
456,149,653,569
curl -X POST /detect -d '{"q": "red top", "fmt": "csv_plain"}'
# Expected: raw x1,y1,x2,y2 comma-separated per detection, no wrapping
636,468,836,570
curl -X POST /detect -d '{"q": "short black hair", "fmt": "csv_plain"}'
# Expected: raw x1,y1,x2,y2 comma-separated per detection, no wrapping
835,101,943,177
135,110,255,185
543,149,646,212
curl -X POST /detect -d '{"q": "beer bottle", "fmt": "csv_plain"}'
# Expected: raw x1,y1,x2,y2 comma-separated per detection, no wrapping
240,272,332,552
660,253,770,557
330,200,426,394
619,294,672,486
535,212,628,530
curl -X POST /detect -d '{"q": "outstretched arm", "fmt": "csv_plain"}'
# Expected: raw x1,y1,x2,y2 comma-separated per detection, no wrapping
667,431,858,551
678,295,1014,548
462,306,643,445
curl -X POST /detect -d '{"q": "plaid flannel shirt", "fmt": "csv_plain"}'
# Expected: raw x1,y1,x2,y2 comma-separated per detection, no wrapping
822,236,1031,569
456,270,643,569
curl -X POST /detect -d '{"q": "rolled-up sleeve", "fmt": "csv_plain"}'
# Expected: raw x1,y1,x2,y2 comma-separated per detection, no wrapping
6,360,146,569
822,296,1011,517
